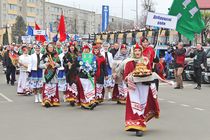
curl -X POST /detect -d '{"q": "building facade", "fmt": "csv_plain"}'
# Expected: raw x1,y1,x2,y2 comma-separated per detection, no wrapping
0,1,134,44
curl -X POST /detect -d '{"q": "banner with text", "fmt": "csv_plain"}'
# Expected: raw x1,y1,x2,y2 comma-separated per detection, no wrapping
33,30,46,35
102,5,109,32
146,12,178,30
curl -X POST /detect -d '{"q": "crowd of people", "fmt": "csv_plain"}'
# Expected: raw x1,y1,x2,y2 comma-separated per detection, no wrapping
0,37,207,137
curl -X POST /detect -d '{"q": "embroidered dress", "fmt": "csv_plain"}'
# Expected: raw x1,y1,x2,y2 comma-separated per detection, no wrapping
40,53,61,107
28,53,43,89
77,53,97,109
63,52,79,103
124,60,160,132
57,52,66,91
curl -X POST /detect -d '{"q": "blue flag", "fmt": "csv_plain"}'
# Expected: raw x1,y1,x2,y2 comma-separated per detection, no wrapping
50,23,53,32
27,26,34,36
53,34,58,42
45,34,50,42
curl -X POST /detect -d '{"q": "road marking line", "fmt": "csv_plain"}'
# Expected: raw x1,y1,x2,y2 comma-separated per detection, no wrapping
167,100,176,104
0,93,13,102
180,104,190,107
159,98,165,101
194,107,205,111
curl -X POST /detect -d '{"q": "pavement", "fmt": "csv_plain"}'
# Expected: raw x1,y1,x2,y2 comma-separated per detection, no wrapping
0,65,210,140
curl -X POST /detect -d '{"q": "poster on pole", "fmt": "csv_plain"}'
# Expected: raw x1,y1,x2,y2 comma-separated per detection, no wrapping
146,12,178,30
33,30,46,35
102,5,109,32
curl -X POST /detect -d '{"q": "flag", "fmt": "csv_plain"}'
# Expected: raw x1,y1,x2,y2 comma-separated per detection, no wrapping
27,26,34,36
168,0,205,41
50,23,53,32
35,23,46,43
66,34,70,41
58,12,66,42
53,34,58,42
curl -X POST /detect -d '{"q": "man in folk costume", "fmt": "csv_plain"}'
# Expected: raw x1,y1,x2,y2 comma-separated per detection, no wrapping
57,45,68,96
40,43,61,107
92,45,108,104
17,45,31,95
101,42,114,100
3,44,19,86
77,45,97,110
63,42,79,106
112,44,129,104
27,44,43,103
124,43,160,137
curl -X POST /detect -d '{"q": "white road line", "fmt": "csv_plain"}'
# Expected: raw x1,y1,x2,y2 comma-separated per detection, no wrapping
158,98,165,101
0,93,13,102
167,100,176,104
193,107,205,111
180,104,190,107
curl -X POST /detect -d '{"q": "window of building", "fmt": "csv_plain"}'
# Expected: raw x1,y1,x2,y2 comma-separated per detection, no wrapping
8,14,17,20
9,4,17,10
26,17,35,22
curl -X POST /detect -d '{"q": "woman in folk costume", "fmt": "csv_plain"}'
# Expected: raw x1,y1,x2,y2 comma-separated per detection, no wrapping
63,42,79,106
17,45,31,95
39,43,61,108
57,45,68,93
124,43,160,137
112,44,130,104
101,42,114,100
27,44,43,103
77,45,97,110
92,45,108,104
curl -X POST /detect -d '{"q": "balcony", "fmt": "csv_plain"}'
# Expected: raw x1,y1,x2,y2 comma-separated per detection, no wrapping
8,10,17,15
7,0,18,4
27,2,36,8
8,19,16,25
27,13,36,17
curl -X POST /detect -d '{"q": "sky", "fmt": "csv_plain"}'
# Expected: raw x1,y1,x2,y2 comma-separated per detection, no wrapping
48,0,174,20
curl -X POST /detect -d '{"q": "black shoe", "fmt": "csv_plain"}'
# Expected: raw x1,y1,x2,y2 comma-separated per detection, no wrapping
44,102,51,108
197,86,201,90
81,105,90,110
136,131,143,137
89,103,97,110
11,82,15,86
7,81,9,84
174,86,180,89
194,86,198,89
70,101,75,107
117,101,122,104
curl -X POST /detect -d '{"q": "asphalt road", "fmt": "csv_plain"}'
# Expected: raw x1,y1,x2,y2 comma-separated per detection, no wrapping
0,66,210,140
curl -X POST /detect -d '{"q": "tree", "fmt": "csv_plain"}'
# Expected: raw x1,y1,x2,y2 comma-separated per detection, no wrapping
139,0,156,28
12,16,27,44
3,27,9,45
201,11,210,45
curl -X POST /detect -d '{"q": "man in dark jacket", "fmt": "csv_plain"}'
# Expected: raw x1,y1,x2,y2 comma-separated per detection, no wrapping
110,43,119,58
173,42,186,89
2,44,18,85
190,44,207,90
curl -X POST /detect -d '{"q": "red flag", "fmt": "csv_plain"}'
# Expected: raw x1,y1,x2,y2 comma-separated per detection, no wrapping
58,13,66,42
35,23,46,43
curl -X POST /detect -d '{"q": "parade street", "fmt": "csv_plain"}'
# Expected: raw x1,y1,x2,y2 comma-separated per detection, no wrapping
0,67,209,140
